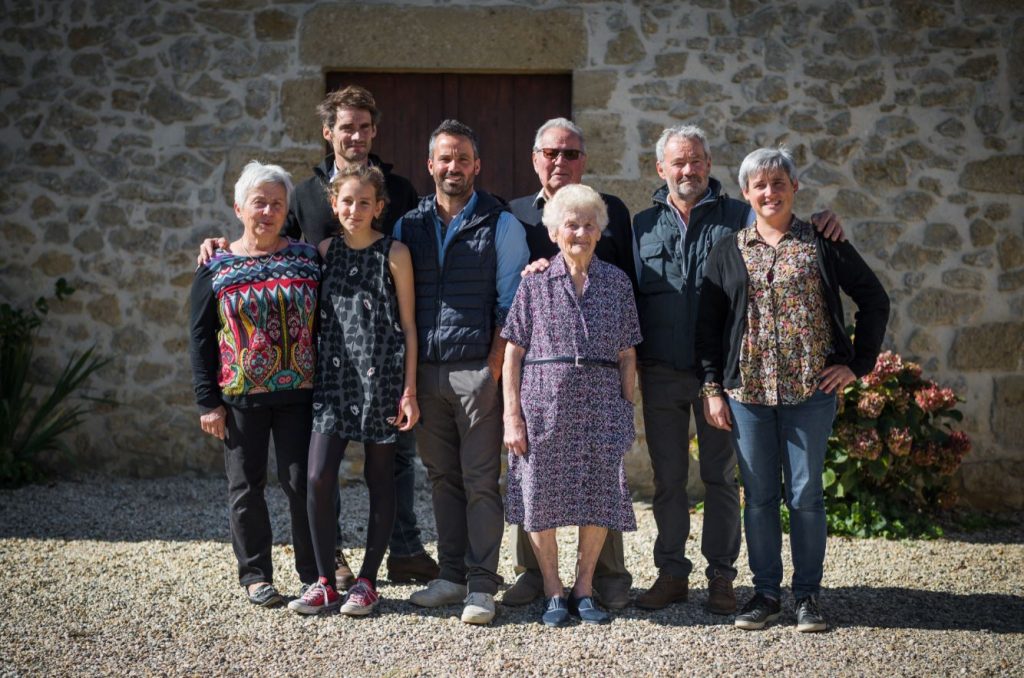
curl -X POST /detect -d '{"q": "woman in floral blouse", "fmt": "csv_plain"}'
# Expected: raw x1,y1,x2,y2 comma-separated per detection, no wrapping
695,147,889,633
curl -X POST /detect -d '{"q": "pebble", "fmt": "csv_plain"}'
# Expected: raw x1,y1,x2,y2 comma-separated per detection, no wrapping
1,476,1022,676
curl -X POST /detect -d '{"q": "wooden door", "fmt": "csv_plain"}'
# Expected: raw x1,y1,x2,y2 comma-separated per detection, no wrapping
324,72,573,202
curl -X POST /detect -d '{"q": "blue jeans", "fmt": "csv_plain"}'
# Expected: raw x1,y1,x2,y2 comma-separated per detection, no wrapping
728,389,836,600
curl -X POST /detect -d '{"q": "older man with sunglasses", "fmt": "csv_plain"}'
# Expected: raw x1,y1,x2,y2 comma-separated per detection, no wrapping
502,118,635,611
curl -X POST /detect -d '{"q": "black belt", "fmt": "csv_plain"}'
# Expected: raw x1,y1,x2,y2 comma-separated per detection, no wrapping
523,356,618,368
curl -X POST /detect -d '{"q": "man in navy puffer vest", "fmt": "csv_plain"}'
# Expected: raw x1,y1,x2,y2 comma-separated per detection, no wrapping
394,120,529,625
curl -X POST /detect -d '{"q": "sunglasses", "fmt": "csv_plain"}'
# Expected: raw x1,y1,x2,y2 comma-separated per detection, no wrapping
537,148,584,161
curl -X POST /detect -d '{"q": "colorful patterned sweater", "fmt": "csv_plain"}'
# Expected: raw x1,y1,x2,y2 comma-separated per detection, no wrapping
189,238,320,411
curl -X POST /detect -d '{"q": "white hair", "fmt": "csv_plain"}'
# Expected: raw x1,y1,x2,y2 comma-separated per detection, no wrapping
737,147,798,190
533,117,586,153
541,184,608,237
655,125,710,162
233,160,294,209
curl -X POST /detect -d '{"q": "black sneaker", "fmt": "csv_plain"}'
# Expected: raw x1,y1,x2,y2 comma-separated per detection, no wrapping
734,593,781,630
795,595,827,632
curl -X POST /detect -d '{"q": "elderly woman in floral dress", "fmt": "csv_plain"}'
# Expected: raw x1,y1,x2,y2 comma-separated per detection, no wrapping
502,184,641,627
696,147,889,633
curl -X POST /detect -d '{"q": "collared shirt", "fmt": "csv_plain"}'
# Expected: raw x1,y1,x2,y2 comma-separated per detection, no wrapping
725,219,833,406
393,191,529,315
631,187,755,286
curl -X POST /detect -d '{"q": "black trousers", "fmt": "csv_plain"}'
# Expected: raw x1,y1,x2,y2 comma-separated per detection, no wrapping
224,400,318,587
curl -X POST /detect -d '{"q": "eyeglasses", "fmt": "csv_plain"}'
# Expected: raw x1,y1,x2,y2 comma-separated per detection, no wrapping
536,148,584,161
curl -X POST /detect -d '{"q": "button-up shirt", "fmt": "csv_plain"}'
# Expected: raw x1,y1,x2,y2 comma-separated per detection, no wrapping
726,219,833,406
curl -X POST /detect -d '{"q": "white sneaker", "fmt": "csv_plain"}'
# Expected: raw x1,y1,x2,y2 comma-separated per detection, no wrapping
409,579,467,608
461,592,495,625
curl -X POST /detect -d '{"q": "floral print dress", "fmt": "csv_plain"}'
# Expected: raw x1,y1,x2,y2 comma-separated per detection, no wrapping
501,254,641,533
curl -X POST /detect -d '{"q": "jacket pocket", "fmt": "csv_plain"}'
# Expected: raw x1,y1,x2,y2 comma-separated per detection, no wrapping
638,240,671,289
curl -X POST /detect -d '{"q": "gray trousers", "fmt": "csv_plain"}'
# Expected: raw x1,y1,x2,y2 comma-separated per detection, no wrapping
415,360,504,594
510,525,632,586
640,363,741,581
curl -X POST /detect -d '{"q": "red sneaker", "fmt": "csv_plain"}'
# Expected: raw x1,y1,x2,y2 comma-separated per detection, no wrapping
340,578,380,617
287,577,341,615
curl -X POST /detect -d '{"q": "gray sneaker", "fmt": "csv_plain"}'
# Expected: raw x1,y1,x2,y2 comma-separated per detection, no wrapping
795,595,827,632
409,579,467,608
461,592,496,625
734,593,781,630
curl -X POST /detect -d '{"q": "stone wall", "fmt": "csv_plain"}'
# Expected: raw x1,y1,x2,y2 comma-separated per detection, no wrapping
1,0,1021,507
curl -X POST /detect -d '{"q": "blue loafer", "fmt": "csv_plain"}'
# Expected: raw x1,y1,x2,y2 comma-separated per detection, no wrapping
541,596,570,627
568,592,610,625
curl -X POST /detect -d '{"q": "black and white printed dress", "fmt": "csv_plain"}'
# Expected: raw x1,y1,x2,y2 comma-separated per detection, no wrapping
312,235,405,443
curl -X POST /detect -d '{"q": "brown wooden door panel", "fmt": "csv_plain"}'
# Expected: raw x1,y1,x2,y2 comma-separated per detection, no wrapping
325,72,571,202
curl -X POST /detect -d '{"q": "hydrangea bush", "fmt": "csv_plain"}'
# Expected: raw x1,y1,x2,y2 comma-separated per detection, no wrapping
823,350,971,538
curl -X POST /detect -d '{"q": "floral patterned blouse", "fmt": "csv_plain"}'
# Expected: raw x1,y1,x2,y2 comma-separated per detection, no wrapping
725,219,833,406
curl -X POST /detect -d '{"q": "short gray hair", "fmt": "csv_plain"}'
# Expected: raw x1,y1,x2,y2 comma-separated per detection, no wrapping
737,146,798,190
655,125,710,163
541,184,608,237
533,117,586,153
233,160,294,209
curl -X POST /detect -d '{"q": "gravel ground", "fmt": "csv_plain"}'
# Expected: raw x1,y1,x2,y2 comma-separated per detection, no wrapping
1,475,1022,677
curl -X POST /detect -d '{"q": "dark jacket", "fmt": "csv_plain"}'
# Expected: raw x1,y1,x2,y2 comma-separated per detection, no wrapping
633,179,750,371
695,221,890,390
399,192,505,363
508,191,636,284
283,153,418,246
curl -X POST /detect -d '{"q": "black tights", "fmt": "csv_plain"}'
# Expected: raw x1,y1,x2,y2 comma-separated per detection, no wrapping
307,432,396,588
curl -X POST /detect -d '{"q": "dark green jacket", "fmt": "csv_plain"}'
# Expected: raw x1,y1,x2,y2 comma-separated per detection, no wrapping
632,179,750,371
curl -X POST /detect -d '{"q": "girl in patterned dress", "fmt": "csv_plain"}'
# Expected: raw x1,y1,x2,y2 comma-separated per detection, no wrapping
289,165,419,617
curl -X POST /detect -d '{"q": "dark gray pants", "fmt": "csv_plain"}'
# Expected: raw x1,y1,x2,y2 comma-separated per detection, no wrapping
640,363,741,581
415,361,504,594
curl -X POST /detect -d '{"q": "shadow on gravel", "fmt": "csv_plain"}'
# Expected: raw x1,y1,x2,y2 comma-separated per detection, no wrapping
826,587,1024,633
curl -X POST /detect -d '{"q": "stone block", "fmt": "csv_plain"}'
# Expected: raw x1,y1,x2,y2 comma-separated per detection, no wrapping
959,156,1024,195
960,460,1024,511
188,74,227,99
893,191,935,221
928,27,997,49
279,77,323,145
1000,270,1024,291
573,70,618,110
764,37,793,73
841,77,885,107
838,27,876,60
906,288,981,326
853,221,903,253
998,234,1024,271
86,294,121,327
905,328,938,358
983,203,1010,222
936,117,965,138
832,189,879,219
852,152,907,191
955,55,999,81
923,223,962,250
654,52,688,77
574,111,623,176
254,9,297,41
299,6,585,71
756,75,788,103
607,27,646,65
889,243,944,270
993,375,1024,446
28,143,73,167
143,83,201,125
36,252,74,277
949,323,1024,370
167,36,209,74
919,83,976,109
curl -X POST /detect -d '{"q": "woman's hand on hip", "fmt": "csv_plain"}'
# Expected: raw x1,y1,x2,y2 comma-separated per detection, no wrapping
200,406,227,440
818,364,856,394
503,414,529,456
703,396,732,431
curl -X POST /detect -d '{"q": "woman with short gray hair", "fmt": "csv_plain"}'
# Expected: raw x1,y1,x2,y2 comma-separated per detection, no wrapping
189,160,320,607
502,184,641,627
696,147,889,633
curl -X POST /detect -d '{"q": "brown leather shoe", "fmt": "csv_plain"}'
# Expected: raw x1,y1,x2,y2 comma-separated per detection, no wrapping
593,576,631,610
386,551,440,584
636,573,688,610
334,548,356,591
706,574,737,614
500,570,543,606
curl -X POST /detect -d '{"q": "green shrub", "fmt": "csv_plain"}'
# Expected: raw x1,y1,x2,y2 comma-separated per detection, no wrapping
0,279,111,487
820,350,970,538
